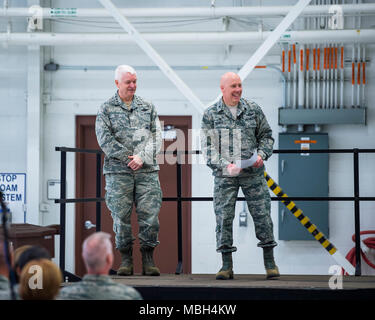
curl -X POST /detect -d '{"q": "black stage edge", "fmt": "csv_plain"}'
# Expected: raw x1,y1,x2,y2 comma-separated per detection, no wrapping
63,270,81,282
134,286,375,300
111,274,375,301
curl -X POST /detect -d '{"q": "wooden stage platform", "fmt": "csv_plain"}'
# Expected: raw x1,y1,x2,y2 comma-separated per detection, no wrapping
111,274,375,300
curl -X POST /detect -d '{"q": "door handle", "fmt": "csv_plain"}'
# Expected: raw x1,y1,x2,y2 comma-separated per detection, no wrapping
281,209,285,223
84,220,96,230
281,159,286,174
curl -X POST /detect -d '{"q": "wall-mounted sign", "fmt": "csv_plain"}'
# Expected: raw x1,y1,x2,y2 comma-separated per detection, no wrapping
47,180,61,200
295,137,315,156
0,173,26,223
162,125,177,140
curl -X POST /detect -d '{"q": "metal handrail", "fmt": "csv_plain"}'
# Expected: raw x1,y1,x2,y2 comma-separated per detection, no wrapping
55,146,375,277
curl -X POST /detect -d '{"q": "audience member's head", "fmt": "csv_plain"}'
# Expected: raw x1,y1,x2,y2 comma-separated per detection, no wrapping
13,245,32,268
16,245,51,277
19,259,62,300
13,245,32,282
82,232,113,275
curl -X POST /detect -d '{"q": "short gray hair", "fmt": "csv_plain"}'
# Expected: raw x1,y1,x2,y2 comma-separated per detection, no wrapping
114,64,136,81
82,232,113,272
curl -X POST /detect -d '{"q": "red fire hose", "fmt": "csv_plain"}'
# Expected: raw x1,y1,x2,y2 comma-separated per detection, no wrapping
344,231,375,275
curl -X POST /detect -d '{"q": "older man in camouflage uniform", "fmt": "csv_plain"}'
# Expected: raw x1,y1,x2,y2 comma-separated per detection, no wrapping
201,72,279,280
96,65,162,276
58,232,142,300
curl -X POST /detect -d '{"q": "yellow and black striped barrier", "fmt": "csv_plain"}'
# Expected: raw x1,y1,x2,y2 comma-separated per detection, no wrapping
264,171,355,275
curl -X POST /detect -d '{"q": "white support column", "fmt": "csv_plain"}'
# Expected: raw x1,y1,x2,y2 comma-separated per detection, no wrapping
98,0,206,115
208,0,312,106
26,43,43,225
26,0,43,228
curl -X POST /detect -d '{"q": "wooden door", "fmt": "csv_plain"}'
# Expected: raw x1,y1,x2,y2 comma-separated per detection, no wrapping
75,115,191,276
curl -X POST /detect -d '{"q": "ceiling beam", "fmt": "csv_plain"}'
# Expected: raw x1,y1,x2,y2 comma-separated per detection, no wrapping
208,0,312,106
98,0,206,115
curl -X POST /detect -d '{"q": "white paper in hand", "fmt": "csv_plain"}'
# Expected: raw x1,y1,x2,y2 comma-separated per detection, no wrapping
235,151,258,169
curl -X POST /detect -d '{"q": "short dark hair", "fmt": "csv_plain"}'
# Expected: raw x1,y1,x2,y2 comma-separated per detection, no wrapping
17,246,51,271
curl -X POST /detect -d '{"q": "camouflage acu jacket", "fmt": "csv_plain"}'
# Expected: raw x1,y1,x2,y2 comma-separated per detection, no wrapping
201,98,274,177
0,275,18,300
0,275,10,300
57,274,143,300
96,92,162,174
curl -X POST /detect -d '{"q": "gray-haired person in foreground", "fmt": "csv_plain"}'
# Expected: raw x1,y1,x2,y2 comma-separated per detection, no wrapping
95,65,163,276
58,232,142,300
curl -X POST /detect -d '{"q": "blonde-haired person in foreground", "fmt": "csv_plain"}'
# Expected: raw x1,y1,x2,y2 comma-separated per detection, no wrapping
58,232,142,300
19,259,62,300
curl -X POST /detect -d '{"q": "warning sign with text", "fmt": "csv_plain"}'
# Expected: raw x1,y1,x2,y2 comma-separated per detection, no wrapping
0,173,26,223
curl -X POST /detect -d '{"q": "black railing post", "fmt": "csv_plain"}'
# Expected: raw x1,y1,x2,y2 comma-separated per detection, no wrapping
353,148,361,276
96,153,102,232
59,150,67,271
175,151,183,275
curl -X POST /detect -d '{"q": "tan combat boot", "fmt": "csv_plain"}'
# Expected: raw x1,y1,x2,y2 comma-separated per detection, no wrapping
216,252,233,280
141,247,160,276
263,247,280,280
117,246,134,276
266,266,280,279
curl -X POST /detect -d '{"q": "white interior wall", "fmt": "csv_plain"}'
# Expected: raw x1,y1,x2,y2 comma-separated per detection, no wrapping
0,45,27,174
1,0,375,275
0,0,28,174
0,9,28,224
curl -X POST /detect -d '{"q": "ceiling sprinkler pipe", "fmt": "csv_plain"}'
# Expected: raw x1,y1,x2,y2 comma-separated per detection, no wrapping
1,4,375,18
334,46,339,109
287,45,292,108
340,45,344,108
317,46,321,109
362,46,366,107
322,45,327,109
327,44,331,109
312,46,317,109
329,44,334,109
357,45,361,107
293,44,297,109
305,46,310,109
351,45,355,107
298,44,305,109
0,30,375,46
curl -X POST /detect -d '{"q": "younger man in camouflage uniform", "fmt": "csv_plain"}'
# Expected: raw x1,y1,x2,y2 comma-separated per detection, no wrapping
96,65,162,276
201,72,279,280
58,232,142,300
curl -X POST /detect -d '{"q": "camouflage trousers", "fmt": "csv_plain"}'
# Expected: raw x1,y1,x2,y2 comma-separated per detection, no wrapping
213,171,277,253
105,171,162,250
